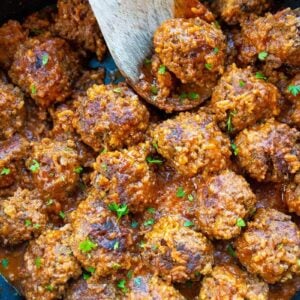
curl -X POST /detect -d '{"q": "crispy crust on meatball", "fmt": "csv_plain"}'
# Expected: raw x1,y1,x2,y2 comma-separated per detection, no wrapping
195,170,257,240
22,224,82,300
235,119,300,182
235,208,300,284
151,111,231,177
70,193,134,278
54,0,106,60
26,138,80,200
0,188,47,246
73,84,149,152
199,264,269,300
0,20,27,69
9,36,80,107
91,143,156,213
142,215,214,283
211,64,280,133
285,173,300,215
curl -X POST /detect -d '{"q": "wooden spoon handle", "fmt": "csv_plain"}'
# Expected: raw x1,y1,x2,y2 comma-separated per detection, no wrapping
89,0,174,83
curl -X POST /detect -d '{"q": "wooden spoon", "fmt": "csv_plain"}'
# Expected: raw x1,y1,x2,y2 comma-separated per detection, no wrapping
88,0,174,85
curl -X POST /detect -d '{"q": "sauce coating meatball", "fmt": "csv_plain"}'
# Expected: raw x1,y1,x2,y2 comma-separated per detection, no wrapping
9,36,80,107
211,64,280,133
22,224,82,300
125,273,185,300
199,264,269,300
0,20,27,69
142,215,214,283
73,84,149,152
235,119,300,182
195,170,256,240
91,143,156,213
54,0,106,60
239,8,300,68
0,188,47,246
151,110,231,177
26,138,80,200
0,81,25,140
70,193,134,278
212,0,270,25
235,208,300,284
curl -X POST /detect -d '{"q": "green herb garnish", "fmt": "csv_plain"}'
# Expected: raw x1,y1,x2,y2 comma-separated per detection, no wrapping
184,220,194,227
108,203,129,220
176,187,186,198
158,65,166,75
236,218,246,228
79,238,97,253
146,156,163,164
231,142,239,156
258,51,268,61
288,85,300,97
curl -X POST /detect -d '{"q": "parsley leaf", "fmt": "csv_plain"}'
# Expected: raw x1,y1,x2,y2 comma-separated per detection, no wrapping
25,219,32,227
288,85,300,97
231,142,239,156
239,80,245,87
74,166,83,174
144,218,155,227
29,160,40,172
133,277,142,287
79,238,97,253
205,63,212,70
147,207,155,214
255,72,267,81
1,258,9,269
45,284,54,291
59,211,65,219
0,168,10,176
131,220,139,228
113,87,122,93
113,240,119,250
226,244,237,257
226,110,237,133
35,257,42,268
108,203,129,219
144,59,152,65
30,84,37,95
42,53,49,66
184,220,194,227
146,156,163,164
151,85,158,95
236,218,246,228
188,194,194,202
158,65,166,75
258,51,268,61
213,47,219,54
117,279,128,293
176,187,186,198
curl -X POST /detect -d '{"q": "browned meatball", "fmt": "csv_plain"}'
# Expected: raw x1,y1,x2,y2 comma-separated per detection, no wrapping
211,64,280,133
125,273,185,300
9,36,80,107
26,138,80,200
142,215,214,283
151,111,231,177
73,84,149,152
0,134,29,189
235,119,300,182
0,20,27,69
0,188,47,246
0,81,25,140
285,173,300,215
70,192,134,278
212,0,270,25
235,208,300,284
239,9,300,68
73,69,105,94
65,278,120,300
285,74,300,104
91,143,156,213
54,0,106,60
154,17,226,97
195,170,256,240
22,224,82,300
199,264,269,300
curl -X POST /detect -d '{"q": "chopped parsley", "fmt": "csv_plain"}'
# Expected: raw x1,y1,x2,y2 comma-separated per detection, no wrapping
101,163,108,171
180,92,200,101
255,72,267,81
205,63,212,70
226,244,237,257
30,84,37,95
108,203,129,220
42,53,49,66
25,219,32,227
0,168,10,176
213,47,219,54
33,223,41,229
147,207,155,214
59,211,65,219
158,65,166,75
144,58,152,65
117,279,128,293
231,142,239,156
151,85,158,95
144,218,155,227
79,238,97,253
236,218,246,228
113,240,119,250
226,110,237,133
87,266,96,273
188,194,194,202
29,160,40,172
113,87,122,93
152,141,158,150
184,220,194,227
176,186,186,198
46,199,53,206
45,285,54,291
239,80,246,87
35,257,42,268
1,258,9,269
139,241,146,248
131,220,139,228
146,156,163,164
83,273,91,280
127,270,133,279
258,51,268,61
133,277,142,287
74,166,83,174
288,85,300,97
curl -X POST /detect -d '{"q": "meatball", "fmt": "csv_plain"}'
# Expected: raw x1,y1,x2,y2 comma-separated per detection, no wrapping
0,81,25,140
0,188,47,246
26,138,80,200
73,84,149,151
142,215,214,282
285,74,300,104
239,9,300,67
0,20,27,69
9,36,80,107
235,208,300,283
154,17,226,92
0,134,29,189
22,224,81,300
199,264,269,300
125,273,185,300
195,170,256,240
91,143,156,213
285,173,300,215
70,193,134,278
212,0,270,25
54,0,106,60
235,119,300,182
64,278,119,300
211,64,280,133
151,111,231,177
